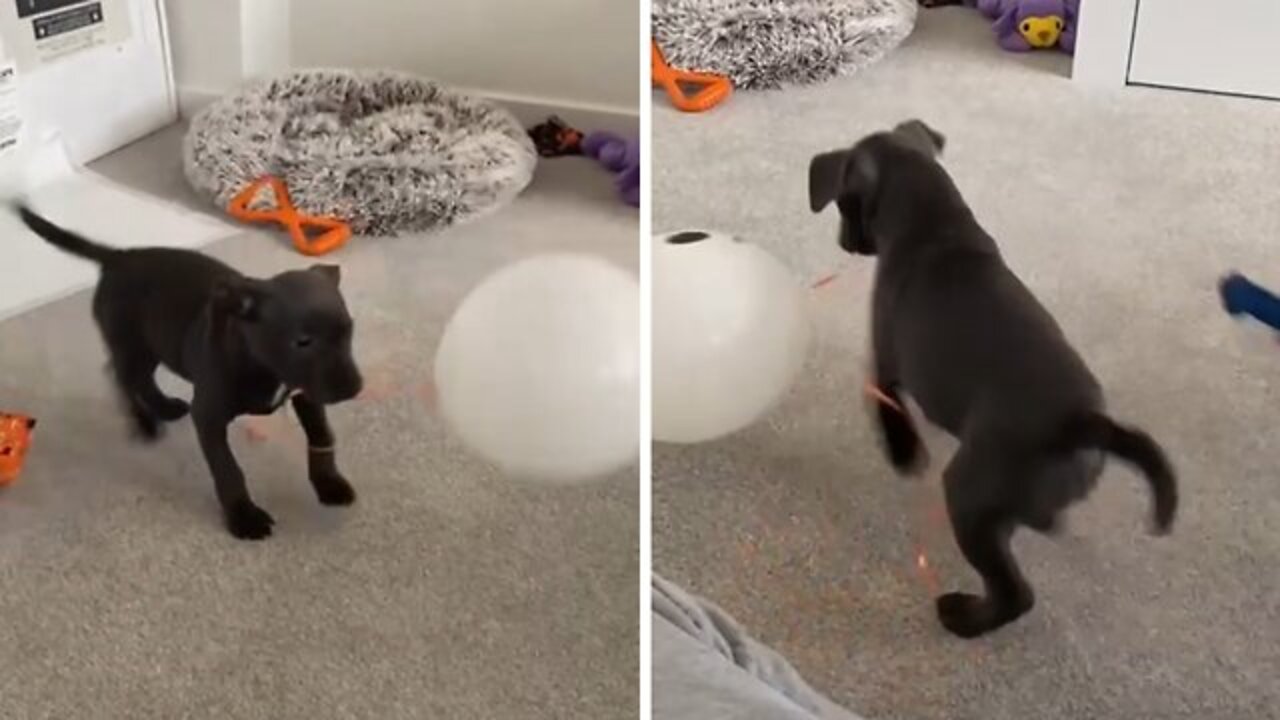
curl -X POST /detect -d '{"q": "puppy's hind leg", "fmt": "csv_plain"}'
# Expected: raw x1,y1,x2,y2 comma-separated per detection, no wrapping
103,352,162,439
935,444,1034,638
106,350,190,436
99,325,188,439
137,375,190,421
868,382,924,473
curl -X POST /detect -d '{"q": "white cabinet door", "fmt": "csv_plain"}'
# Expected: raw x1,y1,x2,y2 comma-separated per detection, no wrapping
0,0,175,164
1128,0,1280,100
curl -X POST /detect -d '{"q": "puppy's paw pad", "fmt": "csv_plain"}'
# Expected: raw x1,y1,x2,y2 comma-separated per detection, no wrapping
226,502,275,540
314,476,356,506
936,592,989,639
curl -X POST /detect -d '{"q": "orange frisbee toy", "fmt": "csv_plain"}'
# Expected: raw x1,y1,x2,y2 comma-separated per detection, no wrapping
0,412,36,487
651,40,732,113
227,176,351,257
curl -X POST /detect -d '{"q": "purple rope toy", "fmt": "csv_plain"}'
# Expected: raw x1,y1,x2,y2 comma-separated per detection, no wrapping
582,131,640,208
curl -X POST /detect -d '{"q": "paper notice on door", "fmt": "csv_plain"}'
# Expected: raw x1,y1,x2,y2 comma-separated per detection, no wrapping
0,60,19,158
0,0,131,71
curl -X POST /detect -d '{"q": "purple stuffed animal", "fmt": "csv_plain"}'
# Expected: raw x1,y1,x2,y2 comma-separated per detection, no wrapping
582,132,639,208
977,0,1079,54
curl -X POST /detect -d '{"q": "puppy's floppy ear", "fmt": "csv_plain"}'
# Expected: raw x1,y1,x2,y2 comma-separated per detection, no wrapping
310,263,341,286
893,119,945,157
810,147,880,210
211,277,266,321
811,144,880,255
809,149,850,213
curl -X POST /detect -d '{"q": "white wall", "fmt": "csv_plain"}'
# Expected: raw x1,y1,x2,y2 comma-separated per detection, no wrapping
163,0,636,115
241,0,291,79
163,0,291,112
289,0,638,113
163,0,244,96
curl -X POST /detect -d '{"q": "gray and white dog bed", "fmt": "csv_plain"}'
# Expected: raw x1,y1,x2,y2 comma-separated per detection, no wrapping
652,0,917,90
184,69,537,236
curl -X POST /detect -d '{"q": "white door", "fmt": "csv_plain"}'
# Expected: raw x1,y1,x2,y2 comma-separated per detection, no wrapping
1128,0,1280,100
0,1,205,321
0,0,175,165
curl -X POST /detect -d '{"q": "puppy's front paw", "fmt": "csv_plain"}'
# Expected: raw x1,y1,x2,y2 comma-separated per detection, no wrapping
226,501,275,540
313,473,356,506
936,592,990,638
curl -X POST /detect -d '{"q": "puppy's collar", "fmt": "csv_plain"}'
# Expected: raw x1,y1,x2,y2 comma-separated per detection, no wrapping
269,385,302,411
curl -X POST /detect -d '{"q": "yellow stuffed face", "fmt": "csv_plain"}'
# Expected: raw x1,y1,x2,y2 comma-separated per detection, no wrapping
1019,15,1064,48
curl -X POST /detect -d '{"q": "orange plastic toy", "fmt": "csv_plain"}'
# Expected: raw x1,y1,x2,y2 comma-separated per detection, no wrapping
651,40,732,113
227,176,351,257
0,412,36,487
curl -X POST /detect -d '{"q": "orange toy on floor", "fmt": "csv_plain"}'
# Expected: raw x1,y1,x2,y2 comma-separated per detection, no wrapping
0,412,36,487
651,40,732,113
228,176,351,257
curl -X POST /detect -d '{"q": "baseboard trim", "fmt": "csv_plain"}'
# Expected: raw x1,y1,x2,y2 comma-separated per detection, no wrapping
176,87,221,118
174,83,639,136
473,90,639,136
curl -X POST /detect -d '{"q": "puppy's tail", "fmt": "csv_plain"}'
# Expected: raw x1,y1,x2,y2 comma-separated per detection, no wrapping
1051,412,1177,534
13,203,116,263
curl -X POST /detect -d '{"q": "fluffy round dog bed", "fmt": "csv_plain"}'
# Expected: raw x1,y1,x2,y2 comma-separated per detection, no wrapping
183,69,537,236
652,0,917,90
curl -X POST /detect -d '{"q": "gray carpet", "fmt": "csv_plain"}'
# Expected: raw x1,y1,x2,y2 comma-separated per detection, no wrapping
0,123,638,718
653,8,1279,720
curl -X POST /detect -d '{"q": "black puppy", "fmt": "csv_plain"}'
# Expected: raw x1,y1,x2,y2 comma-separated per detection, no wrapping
16,205,363,540
809,121,1177,638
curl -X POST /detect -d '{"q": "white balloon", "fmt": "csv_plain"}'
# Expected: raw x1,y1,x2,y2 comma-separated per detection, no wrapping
434,254,640,482
652,230,809,444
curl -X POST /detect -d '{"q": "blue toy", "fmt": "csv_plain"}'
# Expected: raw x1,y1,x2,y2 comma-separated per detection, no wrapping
1220,272,1280,331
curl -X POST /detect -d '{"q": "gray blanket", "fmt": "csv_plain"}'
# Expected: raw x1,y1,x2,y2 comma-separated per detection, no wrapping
653,575,867,720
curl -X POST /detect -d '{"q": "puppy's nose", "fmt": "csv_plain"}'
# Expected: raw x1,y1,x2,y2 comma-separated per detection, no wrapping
1038,30,1051,41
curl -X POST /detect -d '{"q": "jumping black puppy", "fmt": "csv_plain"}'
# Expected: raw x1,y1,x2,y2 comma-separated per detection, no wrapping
16,205,363,540
808,121,1177,638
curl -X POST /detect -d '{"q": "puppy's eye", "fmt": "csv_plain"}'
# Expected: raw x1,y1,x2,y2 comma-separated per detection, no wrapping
294,335,314,349
1022,21,1031,32
1,447,11,455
